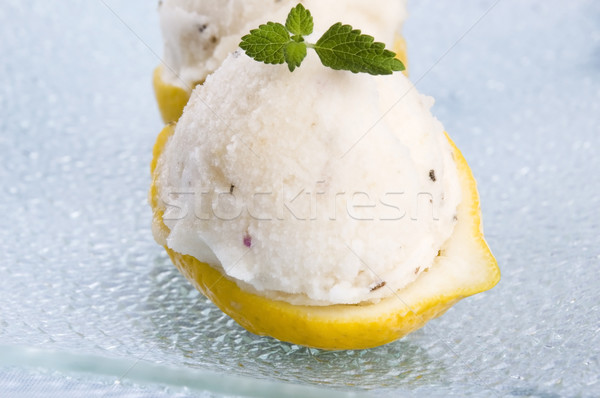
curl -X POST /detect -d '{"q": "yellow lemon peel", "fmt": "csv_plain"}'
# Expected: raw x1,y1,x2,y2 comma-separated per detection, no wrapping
149,124,499,350
152,66,193,124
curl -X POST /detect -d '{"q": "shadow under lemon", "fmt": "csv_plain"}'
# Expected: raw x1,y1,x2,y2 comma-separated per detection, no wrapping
142,251,448,390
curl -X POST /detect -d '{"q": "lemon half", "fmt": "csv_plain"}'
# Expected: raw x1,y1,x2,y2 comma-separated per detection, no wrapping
152,66,195,125
149,123,499,350
152,36,410,124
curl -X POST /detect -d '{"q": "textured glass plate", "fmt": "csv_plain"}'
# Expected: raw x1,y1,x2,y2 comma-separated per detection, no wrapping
0,0,599,397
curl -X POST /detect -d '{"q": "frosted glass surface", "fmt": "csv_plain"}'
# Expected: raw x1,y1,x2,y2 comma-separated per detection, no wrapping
1,0,599,397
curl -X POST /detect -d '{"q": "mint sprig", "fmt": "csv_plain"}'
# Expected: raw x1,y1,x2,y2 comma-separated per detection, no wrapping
239,4,405,75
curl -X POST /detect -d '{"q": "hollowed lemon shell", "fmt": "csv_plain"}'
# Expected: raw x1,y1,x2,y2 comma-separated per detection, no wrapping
149,124,500,350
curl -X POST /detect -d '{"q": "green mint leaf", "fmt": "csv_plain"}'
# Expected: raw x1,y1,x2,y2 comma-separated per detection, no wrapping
285,3,313,36
240,6,404,75
239,22,290,65
284,41,307,72
313,23,405,75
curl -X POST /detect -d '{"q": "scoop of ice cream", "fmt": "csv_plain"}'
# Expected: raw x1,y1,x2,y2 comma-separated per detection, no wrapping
158,0,289,89
158,0,407,89
153,49,461,305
